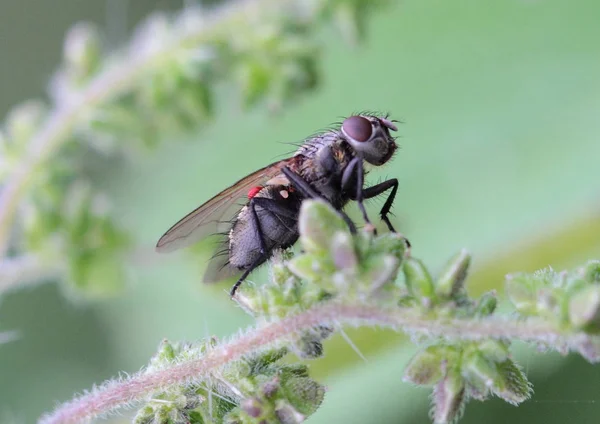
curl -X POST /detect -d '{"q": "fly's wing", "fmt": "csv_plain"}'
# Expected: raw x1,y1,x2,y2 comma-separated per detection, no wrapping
155,159,292,254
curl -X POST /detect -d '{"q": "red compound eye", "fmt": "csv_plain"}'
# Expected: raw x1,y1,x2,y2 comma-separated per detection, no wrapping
342,115,373,142
247,186,263,199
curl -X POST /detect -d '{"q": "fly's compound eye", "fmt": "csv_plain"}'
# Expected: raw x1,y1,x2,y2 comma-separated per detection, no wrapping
379,117,398,132
342,115,373,142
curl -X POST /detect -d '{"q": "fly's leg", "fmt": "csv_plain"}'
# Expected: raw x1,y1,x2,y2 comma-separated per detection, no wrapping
361,178,398,231
363,178,398,233
230,256,264,297
362,178,411,248
281,166,357,234
341,157,375,233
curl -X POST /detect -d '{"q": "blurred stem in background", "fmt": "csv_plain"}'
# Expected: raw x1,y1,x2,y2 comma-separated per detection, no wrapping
0,0,387,298
0,254,64,293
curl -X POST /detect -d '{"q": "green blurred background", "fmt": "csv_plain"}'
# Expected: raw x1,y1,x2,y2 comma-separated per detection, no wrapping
2,0,600,423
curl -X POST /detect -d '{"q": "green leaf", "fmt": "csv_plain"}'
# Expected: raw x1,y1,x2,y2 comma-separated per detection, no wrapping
403,345,446,385
491,359,532,405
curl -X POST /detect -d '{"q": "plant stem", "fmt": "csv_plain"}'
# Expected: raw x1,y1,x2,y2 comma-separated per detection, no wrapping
39,302,597,424
0,254,64,294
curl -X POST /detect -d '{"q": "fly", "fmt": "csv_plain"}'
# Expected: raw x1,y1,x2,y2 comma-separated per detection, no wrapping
156,113,406,297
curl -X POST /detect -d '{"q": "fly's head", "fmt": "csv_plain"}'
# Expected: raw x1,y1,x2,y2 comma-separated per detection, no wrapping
340,114,398,166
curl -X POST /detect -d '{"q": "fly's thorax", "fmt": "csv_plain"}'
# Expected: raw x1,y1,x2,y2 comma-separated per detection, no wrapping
315,141,354,206
295,131,338,158
292,137,353,207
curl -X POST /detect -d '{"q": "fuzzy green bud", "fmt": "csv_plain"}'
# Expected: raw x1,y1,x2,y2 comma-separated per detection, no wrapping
280,376,325,416
298,200,349,253
403,257,435,302
369,232,407,258
241,398,263,418
275,401,305,424
474,291,498,317
463,352,498,393
155,339,176,363
331,231,358,271
63,22,101,82
6,101,46,145
569,285,600,330
291,326,332,359
365,254,400,293
432,369,465,424
262,376,280,398
582,260,600,283
505,272,543,317
403,346,446,385
287,254,328,283
491,359,532,405
435,249,471,298
291,339,321,361
475,340,510,363
270,252,296,286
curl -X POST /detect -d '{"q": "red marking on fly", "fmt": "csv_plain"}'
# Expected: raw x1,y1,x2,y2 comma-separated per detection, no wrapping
247,186,263,199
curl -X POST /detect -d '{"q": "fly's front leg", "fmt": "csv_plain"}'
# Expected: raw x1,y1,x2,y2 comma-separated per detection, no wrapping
342,157,376,234
362,178,411,248
361,178,398,232
281,166,357,234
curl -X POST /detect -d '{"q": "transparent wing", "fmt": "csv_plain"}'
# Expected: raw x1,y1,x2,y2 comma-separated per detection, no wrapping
155,159,292,253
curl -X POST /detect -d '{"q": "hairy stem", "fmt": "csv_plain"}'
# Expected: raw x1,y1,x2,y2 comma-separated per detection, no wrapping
0,0,296,258
39,302,595,424
0,254,64,294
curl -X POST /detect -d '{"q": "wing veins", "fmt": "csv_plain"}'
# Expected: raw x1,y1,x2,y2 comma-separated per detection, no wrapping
155,159,291,253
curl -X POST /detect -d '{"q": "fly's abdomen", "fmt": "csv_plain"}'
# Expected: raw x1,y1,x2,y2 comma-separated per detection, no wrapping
228,186,300,270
